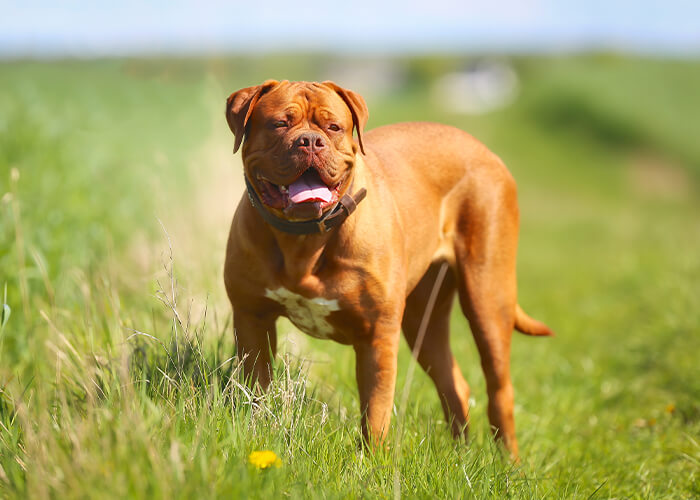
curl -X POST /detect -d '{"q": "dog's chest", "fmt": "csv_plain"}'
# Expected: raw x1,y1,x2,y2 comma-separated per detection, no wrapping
264,287,340,340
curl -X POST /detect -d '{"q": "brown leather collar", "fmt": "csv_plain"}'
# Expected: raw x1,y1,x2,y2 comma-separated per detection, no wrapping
244,175,367,235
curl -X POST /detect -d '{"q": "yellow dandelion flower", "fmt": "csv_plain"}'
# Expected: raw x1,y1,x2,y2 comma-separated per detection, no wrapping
248,450,282,469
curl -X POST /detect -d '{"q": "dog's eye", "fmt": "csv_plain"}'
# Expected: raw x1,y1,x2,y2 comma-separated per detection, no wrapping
328,124,341,132
273,120,288,128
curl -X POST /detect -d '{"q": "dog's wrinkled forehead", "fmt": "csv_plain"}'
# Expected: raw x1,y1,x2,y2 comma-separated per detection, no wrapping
255,81,351,120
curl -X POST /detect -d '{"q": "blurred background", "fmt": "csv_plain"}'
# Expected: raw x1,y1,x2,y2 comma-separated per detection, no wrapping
1,1,699,497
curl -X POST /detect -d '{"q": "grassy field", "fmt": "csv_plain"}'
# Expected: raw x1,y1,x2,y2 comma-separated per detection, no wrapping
1,54,699,498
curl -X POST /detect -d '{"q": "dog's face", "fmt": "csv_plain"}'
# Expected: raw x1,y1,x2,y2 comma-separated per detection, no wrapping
226,80,368,221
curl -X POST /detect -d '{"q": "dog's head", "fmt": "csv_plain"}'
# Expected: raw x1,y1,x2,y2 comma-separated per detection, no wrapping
226,80,368,221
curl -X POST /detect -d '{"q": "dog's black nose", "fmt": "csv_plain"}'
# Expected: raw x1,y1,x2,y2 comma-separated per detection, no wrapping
295,132,326,152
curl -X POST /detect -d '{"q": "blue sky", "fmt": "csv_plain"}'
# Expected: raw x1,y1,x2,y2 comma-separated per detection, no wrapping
1,0,699,57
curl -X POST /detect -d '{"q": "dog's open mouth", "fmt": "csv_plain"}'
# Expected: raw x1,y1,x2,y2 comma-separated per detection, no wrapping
256,169,344,220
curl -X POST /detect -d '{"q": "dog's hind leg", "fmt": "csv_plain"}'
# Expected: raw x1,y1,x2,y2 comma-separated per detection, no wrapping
402,262,471,438
452,173,521,458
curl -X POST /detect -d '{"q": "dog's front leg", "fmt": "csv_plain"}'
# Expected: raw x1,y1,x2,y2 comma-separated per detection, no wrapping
353,321,401,445
233,310,277,390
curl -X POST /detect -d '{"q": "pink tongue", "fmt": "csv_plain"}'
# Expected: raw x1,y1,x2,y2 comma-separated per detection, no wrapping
288,174,333,203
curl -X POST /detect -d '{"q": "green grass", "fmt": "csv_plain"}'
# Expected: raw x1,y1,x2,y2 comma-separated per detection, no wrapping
1,55,699,498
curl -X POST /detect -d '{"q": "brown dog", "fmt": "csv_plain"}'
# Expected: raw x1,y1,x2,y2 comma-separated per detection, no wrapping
223,80,552,457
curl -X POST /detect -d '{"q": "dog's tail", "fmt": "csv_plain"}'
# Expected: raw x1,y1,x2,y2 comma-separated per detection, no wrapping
514,304,554,336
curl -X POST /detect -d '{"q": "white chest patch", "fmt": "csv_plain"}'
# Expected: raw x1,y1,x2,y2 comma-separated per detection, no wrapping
264,287,340,340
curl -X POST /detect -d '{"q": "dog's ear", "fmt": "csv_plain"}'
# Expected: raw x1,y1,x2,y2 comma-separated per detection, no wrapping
226,80,280,154
322,81,369,155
